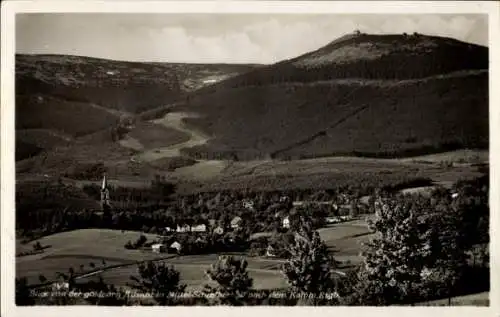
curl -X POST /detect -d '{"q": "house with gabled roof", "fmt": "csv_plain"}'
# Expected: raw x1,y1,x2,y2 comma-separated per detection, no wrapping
230,216,242,229
169,241,182,253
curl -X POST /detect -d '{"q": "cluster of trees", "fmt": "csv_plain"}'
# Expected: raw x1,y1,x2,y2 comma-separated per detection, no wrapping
192,173,435,197
63,162,107,181
16,241,51,257
124,234,148,250
82,174,175,205
342,175,489,305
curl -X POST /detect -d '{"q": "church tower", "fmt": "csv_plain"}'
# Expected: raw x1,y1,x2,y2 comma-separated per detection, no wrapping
100,173,111,210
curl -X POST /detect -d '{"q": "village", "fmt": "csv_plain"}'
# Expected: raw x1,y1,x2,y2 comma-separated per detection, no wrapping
121,180,360,257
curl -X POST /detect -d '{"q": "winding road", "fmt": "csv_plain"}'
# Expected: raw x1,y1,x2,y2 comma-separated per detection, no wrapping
129,112,210,163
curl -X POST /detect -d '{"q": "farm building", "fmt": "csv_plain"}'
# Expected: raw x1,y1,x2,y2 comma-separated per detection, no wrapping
213,226,224,235
231,216,242,229
151,243,166,253
192,224,207,232
176,224,191,233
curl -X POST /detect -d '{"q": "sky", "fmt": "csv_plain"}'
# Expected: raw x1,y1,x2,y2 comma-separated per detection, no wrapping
16,13,488,64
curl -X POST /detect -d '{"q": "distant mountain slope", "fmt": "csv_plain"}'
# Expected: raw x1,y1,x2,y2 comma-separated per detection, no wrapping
15,54,261,160
16,54,260,114
171,32,488,160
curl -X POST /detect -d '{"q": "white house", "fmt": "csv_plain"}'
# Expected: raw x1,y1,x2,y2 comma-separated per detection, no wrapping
164,227,174,232
151,243,166,253
192,224,207,232
282,216,290,229
170,241,182,253
326,217,340,224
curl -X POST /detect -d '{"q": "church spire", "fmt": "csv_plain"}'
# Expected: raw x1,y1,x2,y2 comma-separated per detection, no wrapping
100,173,110,210
101,173,108,191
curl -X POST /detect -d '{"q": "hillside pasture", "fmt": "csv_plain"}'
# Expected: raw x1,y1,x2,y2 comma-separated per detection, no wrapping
16,229,172,285
127,121,190,150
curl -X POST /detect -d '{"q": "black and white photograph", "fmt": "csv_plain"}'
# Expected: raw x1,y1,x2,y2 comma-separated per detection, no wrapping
1,1,499,315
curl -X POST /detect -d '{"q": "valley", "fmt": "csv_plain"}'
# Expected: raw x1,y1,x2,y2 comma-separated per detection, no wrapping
14,31,490,307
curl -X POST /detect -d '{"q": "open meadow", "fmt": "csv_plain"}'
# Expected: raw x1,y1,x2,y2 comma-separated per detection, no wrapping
17,217,374,290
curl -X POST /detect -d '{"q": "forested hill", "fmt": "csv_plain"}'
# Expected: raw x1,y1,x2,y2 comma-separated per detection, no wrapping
215,32,488,88
168,32,488,161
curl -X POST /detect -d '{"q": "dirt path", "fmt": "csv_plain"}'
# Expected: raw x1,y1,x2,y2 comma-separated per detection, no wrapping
131,112,210,163
122,112,230,179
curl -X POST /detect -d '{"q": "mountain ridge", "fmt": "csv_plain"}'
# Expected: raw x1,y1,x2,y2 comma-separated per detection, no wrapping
168,32,488,161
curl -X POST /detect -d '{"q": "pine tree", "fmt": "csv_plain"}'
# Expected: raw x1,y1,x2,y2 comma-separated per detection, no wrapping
281,219,338,305
354,197,431,305
204,255,253,305
128,261,186,305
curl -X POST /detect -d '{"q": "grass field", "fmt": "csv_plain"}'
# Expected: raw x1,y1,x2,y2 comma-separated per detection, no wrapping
16,218,375,290
15,220,373,290
16,229,168,284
